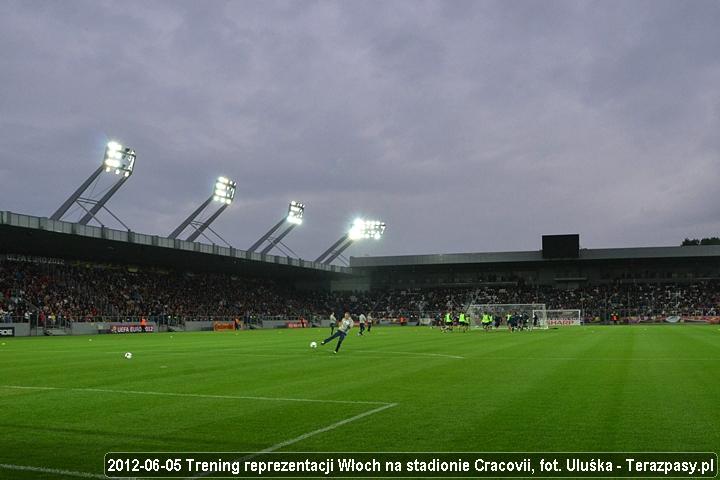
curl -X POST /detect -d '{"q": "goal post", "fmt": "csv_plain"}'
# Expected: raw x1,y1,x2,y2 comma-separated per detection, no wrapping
466,303,548,329
535,309,582,327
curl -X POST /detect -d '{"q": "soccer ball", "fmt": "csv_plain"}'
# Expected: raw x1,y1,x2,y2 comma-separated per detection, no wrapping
124,352,133,359
310,341,318,349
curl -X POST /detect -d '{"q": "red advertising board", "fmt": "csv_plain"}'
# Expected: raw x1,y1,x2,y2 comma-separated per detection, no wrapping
213,322,236,331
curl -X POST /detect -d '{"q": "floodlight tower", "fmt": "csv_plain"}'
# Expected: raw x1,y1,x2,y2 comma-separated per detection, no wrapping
248,201,305,255
50,141,137,226
315,218,386,265
168,177,236,243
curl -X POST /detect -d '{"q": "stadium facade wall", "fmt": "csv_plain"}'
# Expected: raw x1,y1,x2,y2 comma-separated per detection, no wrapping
261,320,292,328
350,246,720,289
70,323,99,335
184,321,215,331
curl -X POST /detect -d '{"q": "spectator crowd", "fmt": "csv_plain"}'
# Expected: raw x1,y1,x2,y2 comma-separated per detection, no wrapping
2,260,719,325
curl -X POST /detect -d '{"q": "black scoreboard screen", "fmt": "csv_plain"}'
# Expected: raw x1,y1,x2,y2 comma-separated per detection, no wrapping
542,234,580,259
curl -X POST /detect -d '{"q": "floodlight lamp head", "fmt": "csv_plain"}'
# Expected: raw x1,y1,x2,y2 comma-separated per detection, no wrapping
348,218,386,241
213,176,236,205
103,141,136,177
286,200,305,225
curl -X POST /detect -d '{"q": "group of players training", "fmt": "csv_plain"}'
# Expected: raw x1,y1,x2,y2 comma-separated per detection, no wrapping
436,311,539,332
318,309,540,354
318,311,373,354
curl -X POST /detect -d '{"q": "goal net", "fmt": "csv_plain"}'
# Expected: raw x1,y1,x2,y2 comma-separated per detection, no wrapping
467,303,548,329
535,309,582,327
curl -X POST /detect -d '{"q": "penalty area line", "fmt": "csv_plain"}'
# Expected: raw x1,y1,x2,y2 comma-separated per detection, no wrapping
0,463,109,479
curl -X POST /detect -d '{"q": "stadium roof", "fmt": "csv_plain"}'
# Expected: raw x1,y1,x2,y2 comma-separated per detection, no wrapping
349,245,720,268
5,209,719,278
0,211,351,279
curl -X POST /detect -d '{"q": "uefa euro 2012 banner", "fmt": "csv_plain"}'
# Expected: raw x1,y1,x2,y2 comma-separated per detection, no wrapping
105,452,717,478
109,324,155,334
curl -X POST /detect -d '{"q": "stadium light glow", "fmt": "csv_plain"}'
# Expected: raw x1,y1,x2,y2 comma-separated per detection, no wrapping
213,176,236,205
103,141,136,177
286,201,305,225
348,218,386,241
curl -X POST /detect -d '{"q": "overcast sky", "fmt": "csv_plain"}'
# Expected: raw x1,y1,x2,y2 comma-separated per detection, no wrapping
1,0,719,261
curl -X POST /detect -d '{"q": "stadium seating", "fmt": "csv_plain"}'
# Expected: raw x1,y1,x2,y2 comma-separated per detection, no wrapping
1,260,718,325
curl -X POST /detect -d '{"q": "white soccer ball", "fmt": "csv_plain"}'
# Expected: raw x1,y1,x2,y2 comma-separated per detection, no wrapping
310,341,318,349
124,352,133,359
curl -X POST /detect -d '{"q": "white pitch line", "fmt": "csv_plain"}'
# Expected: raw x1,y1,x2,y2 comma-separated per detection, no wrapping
2,386,398,480
0,463,108,479
355,349,464,359
4,349,304,358
102,350,302,358
257,402,398,454
0,385,391,406
194,402,398,478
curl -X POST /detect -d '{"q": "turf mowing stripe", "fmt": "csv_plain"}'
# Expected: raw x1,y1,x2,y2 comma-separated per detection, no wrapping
354,349,465,359
0,385,391,405
0,463,109,479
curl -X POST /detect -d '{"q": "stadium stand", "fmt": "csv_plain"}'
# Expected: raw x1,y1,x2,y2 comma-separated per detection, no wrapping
2,259,718,328
2,212,719,332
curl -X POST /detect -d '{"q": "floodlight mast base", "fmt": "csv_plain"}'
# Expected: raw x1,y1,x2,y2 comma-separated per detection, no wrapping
201,224,233,248
75,198,131,230
322,238,354,265
77,175,129,225
186,204,229,242
168,196,213,239
271,238,300,258
259,224,297,255
49,166,104,221
315,234,353,264
247,218,286,253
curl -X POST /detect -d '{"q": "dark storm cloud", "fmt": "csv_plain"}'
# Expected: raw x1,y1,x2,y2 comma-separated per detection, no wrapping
1,0,719,260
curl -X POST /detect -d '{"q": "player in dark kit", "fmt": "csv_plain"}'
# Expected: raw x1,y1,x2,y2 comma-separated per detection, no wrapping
508,313,518,332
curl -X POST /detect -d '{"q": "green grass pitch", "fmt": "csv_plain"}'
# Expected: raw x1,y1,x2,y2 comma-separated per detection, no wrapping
0,325,718,479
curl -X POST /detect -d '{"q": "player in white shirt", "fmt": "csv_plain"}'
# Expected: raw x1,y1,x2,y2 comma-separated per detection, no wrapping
329,312,337,334
320,312,353,354
357,313,367,336
366,313,373,333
